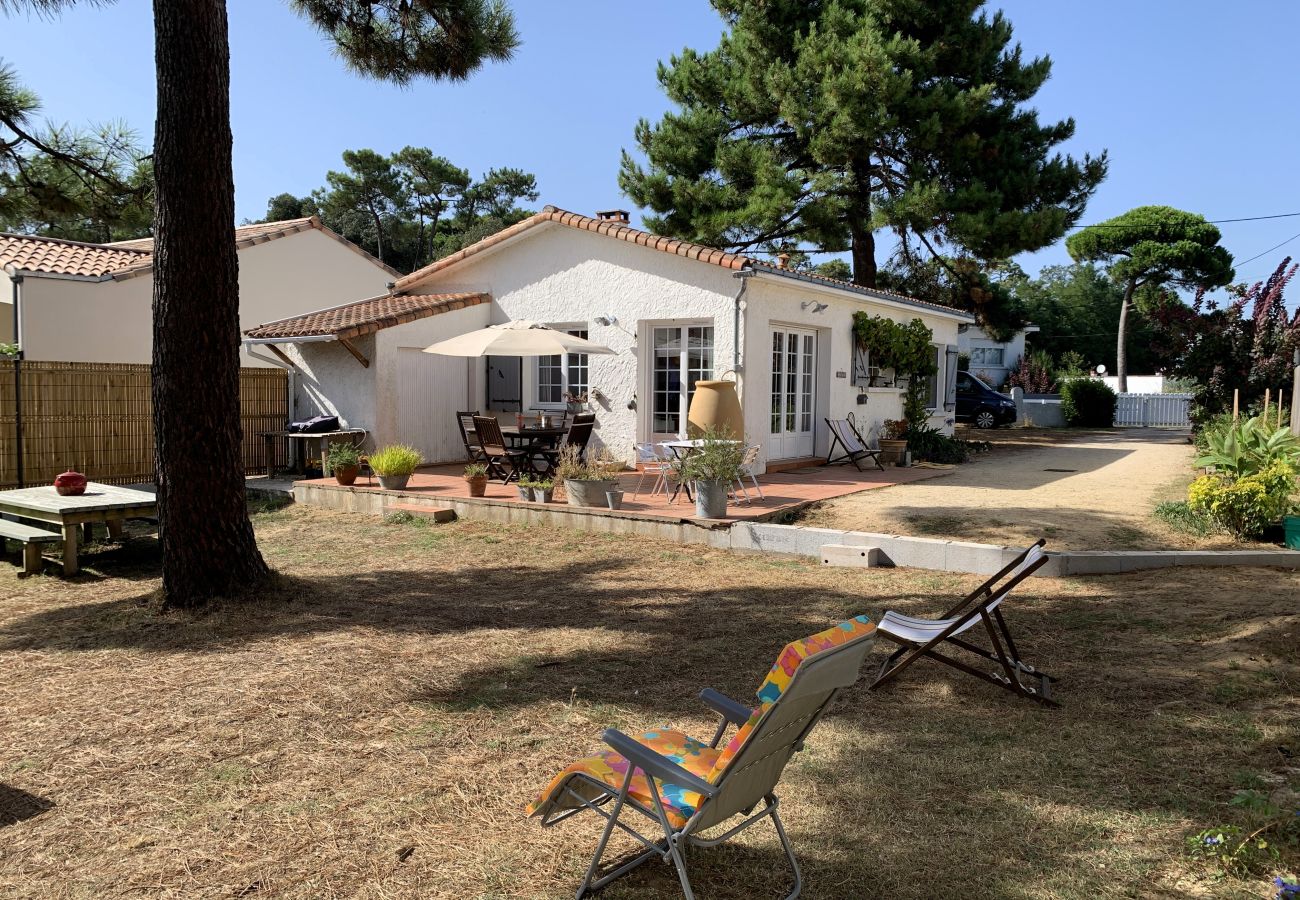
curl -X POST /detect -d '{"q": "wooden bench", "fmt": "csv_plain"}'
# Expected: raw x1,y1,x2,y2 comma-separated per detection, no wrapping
0,519,62,577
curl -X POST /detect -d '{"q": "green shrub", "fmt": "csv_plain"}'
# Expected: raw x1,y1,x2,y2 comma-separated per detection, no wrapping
367,444,423,476
905,424,988,464
1187,460,1296,538
1060,378,1117,427
1195,414,1300,478
678,426,746,483
326,442,360,468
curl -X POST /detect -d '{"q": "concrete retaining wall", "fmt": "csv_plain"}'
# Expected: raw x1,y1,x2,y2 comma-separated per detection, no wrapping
296,484,1300,577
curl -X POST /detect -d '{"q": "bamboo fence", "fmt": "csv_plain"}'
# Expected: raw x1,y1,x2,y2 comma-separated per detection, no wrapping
0,361,288,488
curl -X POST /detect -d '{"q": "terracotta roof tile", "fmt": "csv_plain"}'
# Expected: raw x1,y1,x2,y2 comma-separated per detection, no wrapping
0,233,150,278
392,205,972,320
3,217,401,281
244,292,490,341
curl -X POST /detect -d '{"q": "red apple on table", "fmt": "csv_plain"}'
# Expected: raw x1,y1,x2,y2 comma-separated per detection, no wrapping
54,470,87,496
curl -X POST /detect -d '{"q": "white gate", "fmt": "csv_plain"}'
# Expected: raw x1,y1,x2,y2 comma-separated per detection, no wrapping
397,348,471,463
1114,393,1192,427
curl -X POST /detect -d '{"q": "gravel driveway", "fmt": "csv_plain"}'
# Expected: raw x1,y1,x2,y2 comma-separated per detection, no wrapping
801,428,1217,550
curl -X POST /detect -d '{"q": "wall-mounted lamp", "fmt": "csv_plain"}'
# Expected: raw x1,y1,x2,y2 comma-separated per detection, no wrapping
800,301,829,314
594,315,615,326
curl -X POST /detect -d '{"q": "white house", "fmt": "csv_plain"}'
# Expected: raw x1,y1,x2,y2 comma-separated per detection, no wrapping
0,217,398,366
245,207,974,473
957,323,1039,388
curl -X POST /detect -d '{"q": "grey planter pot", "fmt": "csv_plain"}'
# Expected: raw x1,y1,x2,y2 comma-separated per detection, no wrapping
377,473,411,491
532,487,554,503
694,480,729,519
606,490,624,510
564,478,619,508
516,484,533,501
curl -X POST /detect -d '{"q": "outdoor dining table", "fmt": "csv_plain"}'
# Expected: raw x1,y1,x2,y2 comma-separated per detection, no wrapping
499,424,569,447
0,482,157,576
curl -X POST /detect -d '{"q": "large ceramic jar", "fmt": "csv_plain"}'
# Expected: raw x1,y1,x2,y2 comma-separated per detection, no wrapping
687,380,744,439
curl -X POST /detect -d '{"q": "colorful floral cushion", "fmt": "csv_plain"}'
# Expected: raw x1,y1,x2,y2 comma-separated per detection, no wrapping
527,615,875,829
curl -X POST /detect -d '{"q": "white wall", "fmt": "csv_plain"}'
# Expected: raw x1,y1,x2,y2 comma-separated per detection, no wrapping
16,228,393,366
1098,374,1166,394
406,224,739,459
404,223,965,472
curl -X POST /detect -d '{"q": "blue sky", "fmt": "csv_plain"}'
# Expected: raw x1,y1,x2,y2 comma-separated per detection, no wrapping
5,0,1299,293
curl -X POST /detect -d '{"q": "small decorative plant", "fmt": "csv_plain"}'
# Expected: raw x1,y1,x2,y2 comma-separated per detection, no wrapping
882,419,909,441
463,462,487,478
327,442,362,486
1188,460,1296,539
677,426,745,484
463,462,488,497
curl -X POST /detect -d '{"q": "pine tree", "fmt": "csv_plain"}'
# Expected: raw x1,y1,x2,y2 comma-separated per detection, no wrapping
619,0,1106,325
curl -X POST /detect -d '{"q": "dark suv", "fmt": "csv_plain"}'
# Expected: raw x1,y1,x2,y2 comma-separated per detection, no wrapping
955,370,1017,428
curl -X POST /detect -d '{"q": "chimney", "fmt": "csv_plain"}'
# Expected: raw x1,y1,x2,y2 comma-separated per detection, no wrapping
776,252,791,270
596,209,631,225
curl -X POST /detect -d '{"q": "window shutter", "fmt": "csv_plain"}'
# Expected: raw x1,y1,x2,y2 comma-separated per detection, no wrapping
852,342,870,386
944,345,959,410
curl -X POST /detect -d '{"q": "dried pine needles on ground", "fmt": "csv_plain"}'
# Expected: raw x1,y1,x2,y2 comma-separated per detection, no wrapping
0,505,1296,898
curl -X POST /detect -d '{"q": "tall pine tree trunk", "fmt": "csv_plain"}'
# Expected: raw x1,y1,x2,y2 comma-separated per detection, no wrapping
849,159,877,287
1116,280,1135,393
152,0,269,607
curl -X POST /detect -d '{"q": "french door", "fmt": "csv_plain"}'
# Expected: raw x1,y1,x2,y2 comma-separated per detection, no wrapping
649,324,714,442
769,326,816,459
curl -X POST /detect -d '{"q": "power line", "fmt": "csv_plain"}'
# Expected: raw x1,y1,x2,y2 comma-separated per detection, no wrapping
1230,229,1300,269
1068,211,1300,229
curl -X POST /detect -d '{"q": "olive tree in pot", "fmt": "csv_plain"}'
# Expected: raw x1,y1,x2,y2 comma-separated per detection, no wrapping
368,444,423,491
555,444,624,508
678,426,746,519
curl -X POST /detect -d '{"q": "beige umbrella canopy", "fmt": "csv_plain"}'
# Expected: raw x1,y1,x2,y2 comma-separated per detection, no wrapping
422,320,616,358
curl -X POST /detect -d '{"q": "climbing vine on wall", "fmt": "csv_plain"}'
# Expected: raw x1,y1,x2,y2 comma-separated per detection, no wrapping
851,313,937,426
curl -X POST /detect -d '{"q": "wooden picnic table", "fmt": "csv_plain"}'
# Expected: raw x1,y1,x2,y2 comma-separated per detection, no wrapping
0,482,156,576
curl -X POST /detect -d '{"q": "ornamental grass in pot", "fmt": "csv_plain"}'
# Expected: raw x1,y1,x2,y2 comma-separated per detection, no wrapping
327,442,361,485
555,444,623,508
463,463,488,497
677,426,746,519
368,444,422,491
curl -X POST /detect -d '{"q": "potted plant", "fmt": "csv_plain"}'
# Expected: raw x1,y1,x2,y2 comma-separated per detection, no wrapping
606,487,624,510
555,444,623,508
463,462,488,497
327,442,361,486
532,478,555,503
879,419,909,466
515,477,535,501
678,426,746,519
368,444,422,491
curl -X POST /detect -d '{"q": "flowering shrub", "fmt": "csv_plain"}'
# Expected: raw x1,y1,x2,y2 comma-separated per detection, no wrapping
1005,350,1054,393
1188,461,1297,538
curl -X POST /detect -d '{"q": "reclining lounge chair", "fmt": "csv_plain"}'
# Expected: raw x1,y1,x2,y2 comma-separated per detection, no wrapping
870,539,1057,706
825,415,884,471
527,615,877,899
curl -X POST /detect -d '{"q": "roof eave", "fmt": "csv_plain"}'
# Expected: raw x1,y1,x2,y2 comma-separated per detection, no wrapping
749,267,976,322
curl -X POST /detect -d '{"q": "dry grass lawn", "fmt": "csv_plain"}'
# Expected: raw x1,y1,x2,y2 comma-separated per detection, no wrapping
1,503,1297,899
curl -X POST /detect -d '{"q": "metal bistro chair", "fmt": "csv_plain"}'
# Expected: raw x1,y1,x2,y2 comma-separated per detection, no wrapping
457,410,487,463
472,415,532,483
528,615,877,899
632,442,674,500
730,444,765,504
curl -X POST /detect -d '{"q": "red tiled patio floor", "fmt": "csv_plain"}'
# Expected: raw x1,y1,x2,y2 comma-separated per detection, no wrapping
297,462,951,523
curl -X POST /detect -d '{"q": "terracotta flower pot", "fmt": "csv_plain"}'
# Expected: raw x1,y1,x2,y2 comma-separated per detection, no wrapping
879,438,908,467
334,464,359,486
465,475,488,498
54,470,88,496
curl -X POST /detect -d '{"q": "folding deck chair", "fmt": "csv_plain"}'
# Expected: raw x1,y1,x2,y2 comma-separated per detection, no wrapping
869,539,1057,706
825,416,884,471
528,615,877,899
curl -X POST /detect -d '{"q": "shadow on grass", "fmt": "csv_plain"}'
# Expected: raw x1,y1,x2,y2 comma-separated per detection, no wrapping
0,784,54,828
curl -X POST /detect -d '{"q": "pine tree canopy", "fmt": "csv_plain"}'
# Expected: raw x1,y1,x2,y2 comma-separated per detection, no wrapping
619,0,1108,326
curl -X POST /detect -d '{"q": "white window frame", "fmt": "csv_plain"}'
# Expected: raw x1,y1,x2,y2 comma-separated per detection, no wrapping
534,324,589,408
969,346,1005,367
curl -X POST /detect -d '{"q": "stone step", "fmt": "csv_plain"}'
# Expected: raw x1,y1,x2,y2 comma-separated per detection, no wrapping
387,503,456,524
820,543,880,568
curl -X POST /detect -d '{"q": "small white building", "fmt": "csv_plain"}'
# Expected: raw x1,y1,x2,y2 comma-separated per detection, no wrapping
0,218,398,366
957,323,1039,388
245,207,975,473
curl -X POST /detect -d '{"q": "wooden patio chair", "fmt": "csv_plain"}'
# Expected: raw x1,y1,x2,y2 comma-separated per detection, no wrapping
457,410,487,463
825,416,884,471
528,615,877,899
471,415,532,483
535,419,595,473
869,539,1058,706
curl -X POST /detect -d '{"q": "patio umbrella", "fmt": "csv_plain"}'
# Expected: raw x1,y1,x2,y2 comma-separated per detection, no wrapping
422,320,616,358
